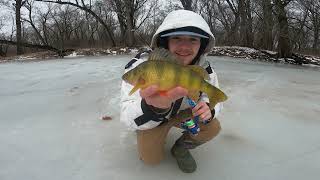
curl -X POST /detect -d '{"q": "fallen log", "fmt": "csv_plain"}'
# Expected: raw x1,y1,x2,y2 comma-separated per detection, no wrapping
0,39,74,57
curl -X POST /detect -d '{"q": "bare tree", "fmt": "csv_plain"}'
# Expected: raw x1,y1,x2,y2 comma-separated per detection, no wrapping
14,0,26,55
262,0,274,50
179,0,199,11
0,3,9,56
225,0,240,45
93,1,116,47
239,0,253,47
300,0,320,50
287,1,309,51
274,0,292,57
211,0,238,45
23,0,48,45
137,0,173,45
125,0,135,47
199,0,217,34
35,0,116,46
35,3,52,46
108,0,155,47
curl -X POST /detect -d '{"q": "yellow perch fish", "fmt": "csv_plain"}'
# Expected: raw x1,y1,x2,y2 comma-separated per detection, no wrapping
122,48,227,109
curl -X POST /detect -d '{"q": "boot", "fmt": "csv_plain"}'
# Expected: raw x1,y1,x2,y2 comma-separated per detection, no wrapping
171,132,204,173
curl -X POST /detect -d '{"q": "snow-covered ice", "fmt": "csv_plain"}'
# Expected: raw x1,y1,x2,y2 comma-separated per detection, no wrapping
0,55,319,180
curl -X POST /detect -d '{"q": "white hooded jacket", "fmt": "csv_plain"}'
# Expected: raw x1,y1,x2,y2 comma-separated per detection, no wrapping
120,10,223,130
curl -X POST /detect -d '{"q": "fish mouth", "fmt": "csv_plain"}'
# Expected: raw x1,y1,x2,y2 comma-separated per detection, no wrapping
122,74,132,84
121,73,128,81
121,74,135,85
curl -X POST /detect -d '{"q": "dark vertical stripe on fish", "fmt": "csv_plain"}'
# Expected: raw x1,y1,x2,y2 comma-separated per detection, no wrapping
174,65,181,85
157,61,164,80
188,70,197,90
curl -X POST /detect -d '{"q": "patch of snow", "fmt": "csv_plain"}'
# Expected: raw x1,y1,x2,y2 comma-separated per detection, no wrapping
15,56,36,61
216,46,258,53
306,56,320,62
129,49,139,54
286,58,295,62
241,47,258,53
263,50,277,55
66,51,78,57
302,64,320,68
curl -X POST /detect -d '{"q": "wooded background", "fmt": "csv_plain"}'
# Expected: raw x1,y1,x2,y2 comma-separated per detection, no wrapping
0,0,319,58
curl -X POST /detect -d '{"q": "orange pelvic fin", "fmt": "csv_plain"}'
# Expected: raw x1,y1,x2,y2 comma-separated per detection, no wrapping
158,90,168,96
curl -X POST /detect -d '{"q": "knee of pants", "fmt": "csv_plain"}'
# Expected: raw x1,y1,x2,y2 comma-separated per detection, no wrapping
207,119,222,139
140,154,163,165
197,119,221,142
136,128,168,166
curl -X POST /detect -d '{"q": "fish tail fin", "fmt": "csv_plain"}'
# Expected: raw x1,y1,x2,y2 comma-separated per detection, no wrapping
202,81,228,110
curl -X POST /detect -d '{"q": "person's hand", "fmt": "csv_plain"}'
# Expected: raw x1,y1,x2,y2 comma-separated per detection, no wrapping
192,101,212,122
139,85,188,109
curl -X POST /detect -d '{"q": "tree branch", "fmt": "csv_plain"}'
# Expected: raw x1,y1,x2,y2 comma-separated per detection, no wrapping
35,0,116,46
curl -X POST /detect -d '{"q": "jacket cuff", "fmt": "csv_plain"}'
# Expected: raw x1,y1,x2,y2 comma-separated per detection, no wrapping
211,108,216,119
206,102,216,120
134,99,172,126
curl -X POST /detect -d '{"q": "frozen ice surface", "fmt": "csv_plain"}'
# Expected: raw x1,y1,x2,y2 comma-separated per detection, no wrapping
0,56,319,180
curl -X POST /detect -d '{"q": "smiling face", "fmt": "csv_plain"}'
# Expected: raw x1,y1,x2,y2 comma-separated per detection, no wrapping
168,35,201,65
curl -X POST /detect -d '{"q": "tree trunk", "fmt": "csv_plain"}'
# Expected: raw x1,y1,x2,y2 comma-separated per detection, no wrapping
224,0,239,45
15,0,23,55
180,0,193,11
113,0,127,45
312,13,319,50
246,0,253,47
239,0,247,46
0,45,7,56
239,0,253,47
275,0,292,57
313,28,319,50
262,0,274,50
125,0,135,47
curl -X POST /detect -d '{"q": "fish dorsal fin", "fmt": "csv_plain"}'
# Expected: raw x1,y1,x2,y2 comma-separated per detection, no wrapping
188,65,209,80
148,48,181,64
